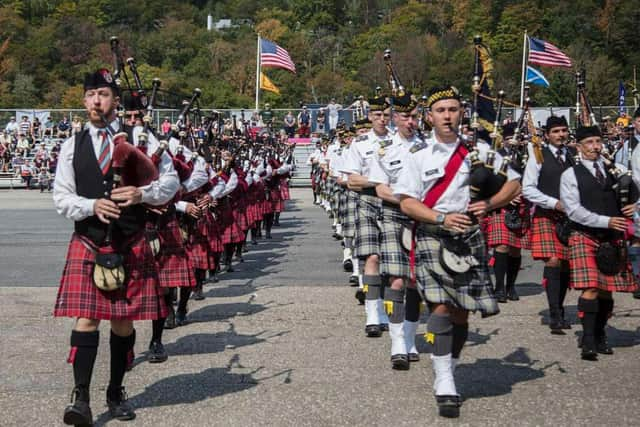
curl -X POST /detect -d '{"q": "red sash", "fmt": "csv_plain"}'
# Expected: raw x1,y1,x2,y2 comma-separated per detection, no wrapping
410,143,468,283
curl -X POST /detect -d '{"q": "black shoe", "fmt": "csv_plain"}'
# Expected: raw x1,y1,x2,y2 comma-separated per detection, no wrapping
226,263,235,273
355,289,366,305
192,287,204,301
63,388,92,426
164,309,176,330
561,318,572,330
435,395,461,418
349,275,359,286
365,324,382,337
175,311,187,326
633,290,640,299
495,291,508,303
549,313,565,335
580,335,598,361
581,347,598,361
343,259,353,272
147,341,168,363
266,232,272,239
408,352,420,362
106,387,136,421
379,323,389,332
391,354,410,370
506,287,519,301
596,336,614,355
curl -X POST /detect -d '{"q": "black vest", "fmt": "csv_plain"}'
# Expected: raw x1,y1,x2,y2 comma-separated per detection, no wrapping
537,146,573,199
574,162,619,218
73,128,145,245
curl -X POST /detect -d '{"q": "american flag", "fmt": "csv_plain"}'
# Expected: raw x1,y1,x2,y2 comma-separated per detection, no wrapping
260,38,296,73
528,37,572,68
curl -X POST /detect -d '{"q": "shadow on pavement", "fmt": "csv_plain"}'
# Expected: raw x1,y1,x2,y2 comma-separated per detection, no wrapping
513,282,544,297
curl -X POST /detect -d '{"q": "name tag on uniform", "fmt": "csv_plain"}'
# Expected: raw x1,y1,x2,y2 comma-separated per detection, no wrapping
365,150,375,156
390,160,402,166
424,168,439,176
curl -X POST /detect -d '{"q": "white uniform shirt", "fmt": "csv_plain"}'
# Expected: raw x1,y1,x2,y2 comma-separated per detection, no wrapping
167,137,209,193
340,130,392,177
369,131,421,185
53,121,179,221
559,157,617,229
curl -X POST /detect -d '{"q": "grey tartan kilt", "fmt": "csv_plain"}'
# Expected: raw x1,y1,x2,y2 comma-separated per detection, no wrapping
414,224,499,317
379,204,413,278
342,190,358,238
336,187,348,225
354,194,382,259
325,177,335,198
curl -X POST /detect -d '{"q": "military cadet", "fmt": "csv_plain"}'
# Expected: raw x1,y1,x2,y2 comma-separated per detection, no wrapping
393,86,514,418
522,116,574,333
367,93,423,369
341,95,393,336
53,69,179,425
559,125,639,360
626,108,640,299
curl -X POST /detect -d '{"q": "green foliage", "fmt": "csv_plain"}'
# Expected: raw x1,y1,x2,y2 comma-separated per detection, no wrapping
0,0,636,108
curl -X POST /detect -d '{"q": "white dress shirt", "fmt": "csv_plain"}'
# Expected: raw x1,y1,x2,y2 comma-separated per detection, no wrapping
559,157,617,229
522,143,566,210
53,121,179,222
340,129,392,177
368,131,421,185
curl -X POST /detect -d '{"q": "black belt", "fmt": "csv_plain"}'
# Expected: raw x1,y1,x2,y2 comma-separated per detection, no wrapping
360,187,377,197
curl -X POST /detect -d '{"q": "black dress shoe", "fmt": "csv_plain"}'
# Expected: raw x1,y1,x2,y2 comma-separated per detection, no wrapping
175,311,187,326
391,354,410,370
63,388,92,426
596,337,614,355
581,347,598,361
633,289,640,299
147,341,168,363
349,275,359,286
549,314,565,335
365,324,382,337
408,352,420,362
106,387,136,421
506,287,519,301
355,289,366,305
164,309,176,330
192,287,204,301
495,291,507,303
379,323,389,332
435,395,461,418
561,318,572,329
343,259,353,272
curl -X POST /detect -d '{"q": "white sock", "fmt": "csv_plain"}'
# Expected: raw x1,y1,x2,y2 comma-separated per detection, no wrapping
336,223,342,236
431,354,458,396
389,322,407,356
365,299,380,326
343,247,352,263
404,320,419,354
352,258,360,276
378,298,389,324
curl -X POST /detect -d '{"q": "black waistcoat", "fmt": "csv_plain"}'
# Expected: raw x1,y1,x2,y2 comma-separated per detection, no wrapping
537,146,573,199
573,162,619,218
73,128,145,245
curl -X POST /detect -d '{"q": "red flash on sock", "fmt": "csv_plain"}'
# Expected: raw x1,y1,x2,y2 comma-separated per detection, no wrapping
67,346,78,364
542,278,548,289
488,256,495,267
577,311,584,319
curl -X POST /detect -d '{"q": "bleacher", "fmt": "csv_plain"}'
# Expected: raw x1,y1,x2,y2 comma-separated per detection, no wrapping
290,144,315,187
0,137,64,189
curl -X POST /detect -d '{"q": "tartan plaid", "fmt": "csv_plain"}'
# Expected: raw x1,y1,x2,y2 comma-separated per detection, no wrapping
342,190,359,239
231,197,249,231
529,209,569,260
569,232,639,292
486,208,530,249
354,194,382,259
280,181,291,200
220,198,246,244
207,212,224,253
179,213,209,270
414,225,499,317
379,204,412,278
336,187,348,225
156,216,195,288
54,233,167,320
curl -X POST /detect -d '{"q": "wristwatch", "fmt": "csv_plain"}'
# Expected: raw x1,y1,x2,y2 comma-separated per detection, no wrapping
435,213,446,225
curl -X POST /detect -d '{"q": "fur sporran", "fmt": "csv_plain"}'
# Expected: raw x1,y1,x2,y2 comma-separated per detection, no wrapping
92,247,126,292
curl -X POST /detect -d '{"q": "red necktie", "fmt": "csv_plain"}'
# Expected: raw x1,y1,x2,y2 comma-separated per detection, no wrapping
594,162,605,185
97,130,110,175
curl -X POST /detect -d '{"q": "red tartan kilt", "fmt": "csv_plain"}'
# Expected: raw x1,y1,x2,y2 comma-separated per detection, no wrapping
486,210,530,249
262,198,273,215
245,202,257,228
232,200,248,231
222,220,245,244
184,219,209,270
54,234,167,320
280,181,290,200
271,199,284,213
569,232,639,292
156,218,195,288
207,216,223,253
529,210,568,260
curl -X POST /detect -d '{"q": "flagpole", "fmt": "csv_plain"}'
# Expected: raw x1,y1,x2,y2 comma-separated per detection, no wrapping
519,30,528,107
255,34,261,111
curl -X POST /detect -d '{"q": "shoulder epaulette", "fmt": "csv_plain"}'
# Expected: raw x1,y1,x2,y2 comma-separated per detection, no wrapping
378,138,393,148
410,141,428,153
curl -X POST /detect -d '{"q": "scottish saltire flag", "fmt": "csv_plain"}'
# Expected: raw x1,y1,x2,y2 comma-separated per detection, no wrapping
528,37,572,68
260,38,296,73
526,66,550,87
619,81,626,115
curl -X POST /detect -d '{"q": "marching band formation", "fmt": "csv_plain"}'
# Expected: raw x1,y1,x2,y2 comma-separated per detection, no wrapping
53,40,294,425
308,50,640,418
50,36,640,425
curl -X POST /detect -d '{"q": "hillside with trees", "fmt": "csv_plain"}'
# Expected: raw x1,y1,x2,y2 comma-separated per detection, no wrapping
0,0,638,109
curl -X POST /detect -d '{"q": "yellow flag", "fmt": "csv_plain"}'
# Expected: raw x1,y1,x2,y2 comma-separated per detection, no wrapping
260,72,280,94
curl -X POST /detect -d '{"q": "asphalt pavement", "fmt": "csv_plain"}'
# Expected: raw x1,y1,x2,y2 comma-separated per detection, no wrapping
0,188,639,426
